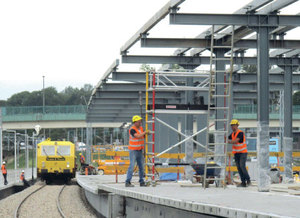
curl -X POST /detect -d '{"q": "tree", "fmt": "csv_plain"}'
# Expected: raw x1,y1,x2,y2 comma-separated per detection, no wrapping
242,65,257,73
6,91,31,106
293,91,300,105
3,84,93,106
140,64,155,72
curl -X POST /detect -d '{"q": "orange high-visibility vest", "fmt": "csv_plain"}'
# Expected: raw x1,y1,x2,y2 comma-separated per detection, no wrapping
20,172,24,181
129,126,144,150
80,155,85,164
231,129,247,154
1,165,7,174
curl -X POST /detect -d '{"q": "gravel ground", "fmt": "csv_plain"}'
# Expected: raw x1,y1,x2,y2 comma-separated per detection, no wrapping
0,179,97,218
19,184,62,218
0,181,45,217
60,182,97,218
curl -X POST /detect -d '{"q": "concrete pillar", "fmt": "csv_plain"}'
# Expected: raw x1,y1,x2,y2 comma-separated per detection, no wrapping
283,66,293,182
256,27,270,192
184,76,194,181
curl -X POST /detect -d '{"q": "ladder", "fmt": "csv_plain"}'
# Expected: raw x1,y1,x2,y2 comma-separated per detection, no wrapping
145,71,157,186
203,25,235,188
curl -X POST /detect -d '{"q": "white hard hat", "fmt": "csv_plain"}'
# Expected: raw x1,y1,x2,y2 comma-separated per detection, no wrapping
22,170,25,173
2,161,5,164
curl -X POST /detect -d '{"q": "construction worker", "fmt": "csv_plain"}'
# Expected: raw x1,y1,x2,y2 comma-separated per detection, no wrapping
125,115,149,187
20,170,30,187
228,119,251,187
79,153,89,173
1,161,8,185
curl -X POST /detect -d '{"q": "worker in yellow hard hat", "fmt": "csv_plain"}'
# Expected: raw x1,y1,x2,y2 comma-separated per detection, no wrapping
228,119,250,187
125,115,149,187
79,153,88,171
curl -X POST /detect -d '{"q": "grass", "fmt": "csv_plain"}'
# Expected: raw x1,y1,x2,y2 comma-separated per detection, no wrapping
6,149,36,169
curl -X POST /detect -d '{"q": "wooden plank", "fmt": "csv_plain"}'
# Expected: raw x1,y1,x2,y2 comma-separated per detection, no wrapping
180,184,203,187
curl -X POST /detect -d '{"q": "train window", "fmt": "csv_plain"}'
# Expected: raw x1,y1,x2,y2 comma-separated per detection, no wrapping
57,146,70,156
41,146,55,156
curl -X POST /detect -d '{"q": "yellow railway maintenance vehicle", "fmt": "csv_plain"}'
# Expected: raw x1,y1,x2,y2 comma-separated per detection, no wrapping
37,138,76,184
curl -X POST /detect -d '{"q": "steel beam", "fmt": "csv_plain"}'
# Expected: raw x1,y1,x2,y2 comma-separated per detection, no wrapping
122,55,300,65
89,98,181,105
234,73,300,84
169,13,300,26
187,0,297,56
142,38,300,49
112,71,300,84
112,72,146,82
120,0,185,54
95,92,182,99
98,83,145,91
175,0,273,55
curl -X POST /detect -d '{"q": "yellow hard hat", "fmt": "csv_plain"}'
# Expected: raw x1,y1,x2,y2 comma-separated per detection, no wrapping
132,115,142,123
230,119,240,125
79,153,82,155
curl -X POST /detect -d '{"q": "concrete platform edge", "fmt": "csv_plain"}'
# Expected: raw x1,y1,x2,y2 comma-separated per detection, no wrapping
97,184,283,218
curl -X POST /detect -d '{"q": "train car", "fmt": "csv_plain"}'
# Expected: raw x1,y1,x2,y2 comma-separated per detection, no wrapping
37,138,76,183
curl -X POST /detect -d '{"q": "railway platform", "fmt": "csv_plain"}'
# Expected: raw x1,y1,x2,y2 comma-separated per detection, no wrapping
77,174,300,218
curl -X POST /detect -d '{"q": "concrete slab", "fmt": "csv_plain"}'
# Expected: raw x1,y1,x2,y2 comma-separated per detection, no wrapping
77,175,300,218
0,168,36,189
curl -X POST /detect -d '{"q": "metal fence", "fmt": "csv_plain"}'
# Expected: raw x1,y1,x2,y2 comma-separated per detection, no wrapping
233,104,300,119
1,105,87,122
1,104,300,122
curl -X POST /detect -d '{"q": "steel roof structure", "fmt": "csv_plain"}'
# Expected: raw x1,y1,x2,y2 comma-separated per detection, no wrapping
87,0,300,190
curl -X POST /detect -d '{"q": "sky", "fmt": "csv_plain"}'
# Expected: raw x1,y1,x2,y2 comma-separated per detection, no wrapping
0,0,299,100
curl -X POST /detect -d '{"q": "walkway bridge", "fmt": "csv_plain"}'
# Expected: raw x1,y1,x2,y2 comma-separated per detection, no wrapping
1,105,300,129
0,105,121,130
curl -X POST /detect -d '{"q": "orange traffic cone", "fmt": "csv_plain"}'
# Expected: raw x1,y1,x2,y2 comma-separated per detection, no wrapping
85,167,88,175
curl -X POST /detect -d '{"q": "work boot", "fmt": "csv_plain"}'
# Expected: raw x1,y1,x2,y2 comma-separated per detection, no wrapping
125,182,134,187
140,182,147,187
237,182,246,187
246,180,252,186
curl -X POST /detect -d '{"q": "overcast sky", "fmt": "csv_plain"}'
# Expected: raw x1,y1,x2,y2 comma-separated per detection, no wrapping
0,0,299,100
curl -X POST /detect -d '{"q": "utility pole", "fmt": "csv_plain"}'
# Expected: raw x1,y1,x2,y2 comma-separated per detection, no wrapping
43,75,46,138
43,75,45,114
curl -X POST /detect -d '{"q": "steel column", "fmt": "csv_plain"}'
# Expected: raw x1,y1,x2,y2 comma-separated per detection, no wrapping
283,66,293,182
256,27,270,192
86,123,92,164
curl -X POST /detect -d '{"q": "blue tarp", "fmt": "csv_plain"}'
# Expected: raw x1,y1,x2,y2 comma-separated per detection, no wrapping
159,173,182,181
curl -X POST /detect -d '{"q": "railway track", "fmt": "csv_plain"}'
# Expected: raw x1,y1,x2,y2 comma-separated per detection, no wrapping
14,184,67,218
57,185,67,218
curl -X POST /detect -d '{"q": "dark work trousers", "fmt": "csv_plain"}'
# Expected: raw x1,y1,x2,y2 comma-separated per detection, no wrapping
3,173,7,185
234,153,250,184
23,179,30,187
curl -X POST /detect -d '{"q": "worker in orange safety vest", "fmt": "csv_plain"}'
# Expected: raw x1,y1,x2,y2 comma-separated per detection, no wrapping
125,115,149,187
20,170,30,187
1,161,8,185
79,153,88,170
228,119,251,187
